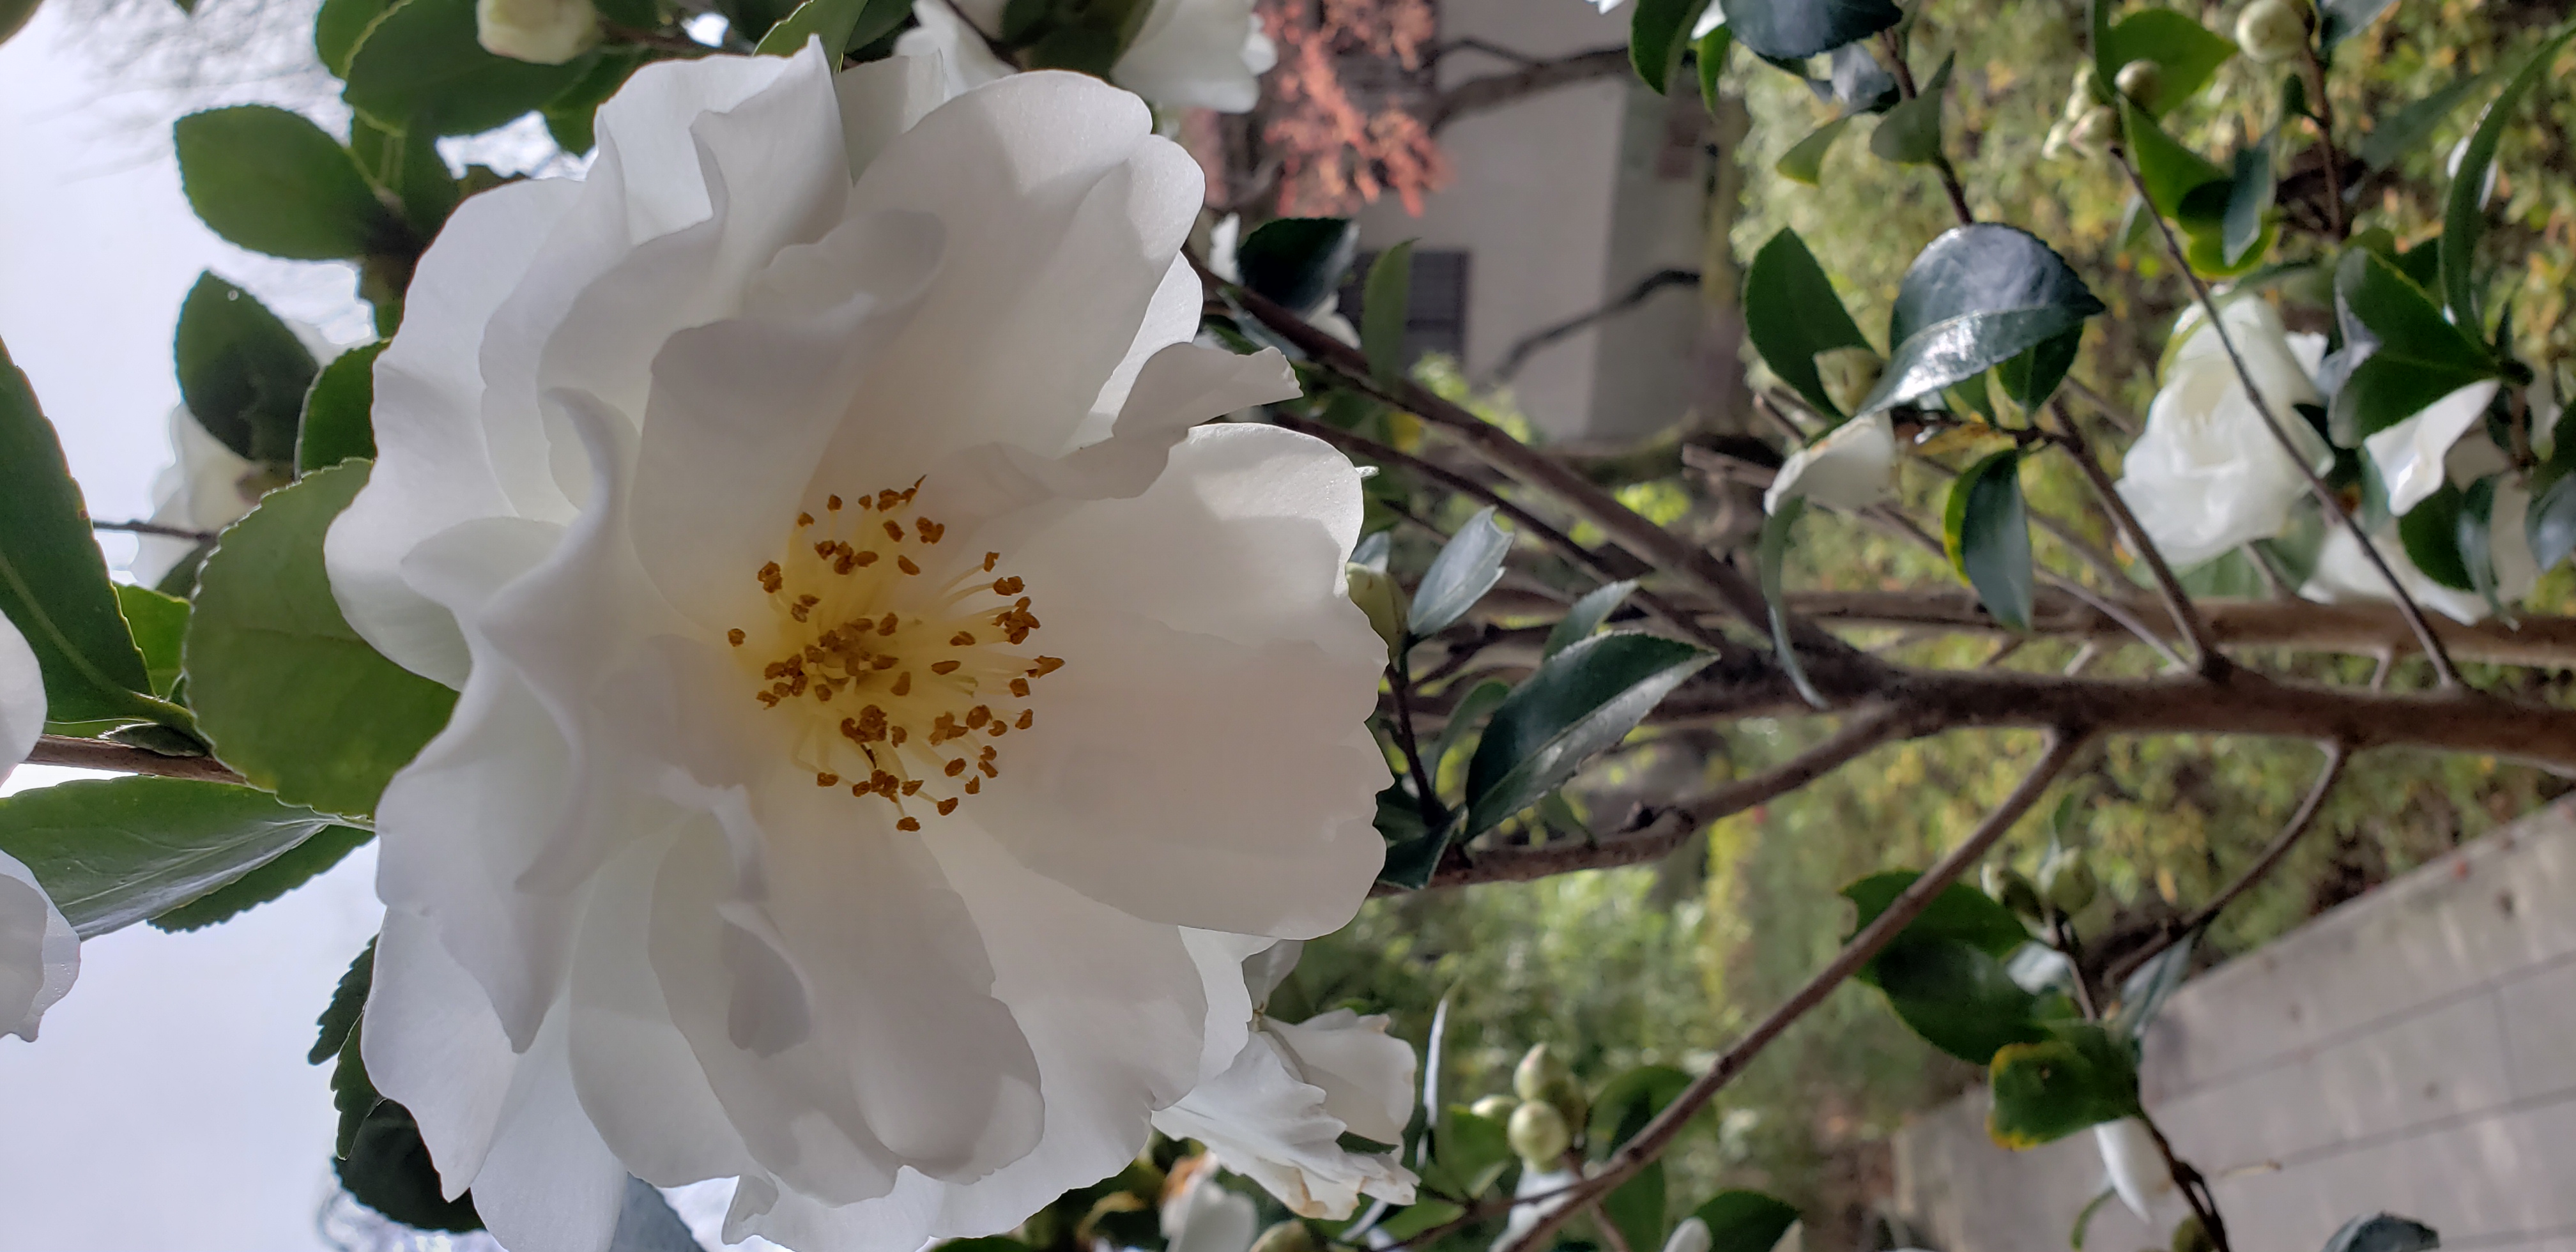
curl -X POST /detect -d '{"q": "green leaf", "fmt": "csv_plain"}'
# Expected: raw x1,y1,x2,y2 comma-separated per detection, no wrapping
2098,8,2235,118
342,0,597,136
1774,116,1852,186
186,461,459,818
1630,0,1711,93
174,106,401,262
1993,326,2083,411
350,118,461,238
1942,449,2034,631
1758,499,1826,708
0,342,165,727
2331,250,2497,443
1376,1200,1466,1241
2527,471,2576,572
1374,782,1445,890
315,0,392,74
542,49,647,155
1868,53,1952,165
1602,1161,1667,1252
1862,225,2104,413
1987,1022,2142,1147
339,1098,484,1231
1462,632,1710,835
1724,0,1900,61
2317,0,2395,49
1362,240,1416,385
0,777,348,938
1743,229,1872,418
754,0,910,56
1436,1105,1515,1198
1694,1191,1801,1252
1544,581,1637,657
2440,23,2576,332
1840,868,2032,961
2359,74,2490,173
150,821,371,931
1589,1064,1692,1156
114,584,189,699
174,273,319,465
1236,218,1358,314
2120,100,2232,229
1876,937,2048,1062
1697,26,1733,113
312,937,374,1065
298,342,386,472
2458,476,2506,616
2393,481,2473,590
1408,507,1511,639
1429,679,1512,787
2320,1215,2441,1252
2222,135,2275,267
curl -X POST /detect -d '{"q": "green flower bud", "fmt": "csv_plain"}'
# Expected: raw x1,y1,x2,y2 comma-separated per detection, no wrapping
2038,848,2099,916
1506,1099,1572,1166
2067,106,2122,156
1469,1094,1520,1122
1982,863,2047,923
2113,59,2162,105
2172,1214,2218,1252
1345,565,1407,660
1512,1043,1572,1103
1250,1221,1324,1252
2234,0,2309,63
2066,63,2101,116
1813,346,1886,418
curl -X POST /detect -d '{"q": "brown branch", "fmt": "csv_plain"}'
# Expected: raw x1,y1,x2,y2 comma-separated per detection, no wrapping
28,735,244,783
1490,270,1701,385
1426,48,1634,132
1494,733,2089,1252
2103,742,2350,988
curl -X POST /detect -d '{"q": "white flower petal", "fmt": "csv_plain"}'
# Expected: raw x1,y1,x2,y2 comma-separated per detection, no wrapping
0,609,40,781
0,851,78,1043
2365,379,2501,517
2300,524,2492,624
1264,1009,1418,1145
1114,0,1274,112
1764,413,1894,514
2093,1118,2174,1222
1165,1170,1261,1252
467,1011,631,1252
895,0,1018,102
1663,1216,1713,1252
363,909,525,1193
1151,1030,1415,1219
2117,302,2332,568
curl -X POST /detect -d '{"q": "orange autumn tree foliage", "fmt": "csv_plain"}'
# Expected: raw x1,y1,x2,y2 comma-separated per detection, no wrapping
1254,0,1450,215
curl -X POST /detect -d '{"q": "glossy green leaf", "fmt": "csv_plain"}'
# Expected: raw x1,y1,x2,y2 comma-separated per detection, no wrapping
1862,225,2103,413
1544,580,1637,657
150,821,371,931
342,0,597,136
1868,54,1952,165
174,106,400,261
1463,632,1710,835
1987,1022,2142,1147
186,462,457,818
1630,0,1708,92
1589,1064,1692,1155
2098,8,2235,117
1758,499,1826,708
1743,229,1872,418
114,584,188,699
2320,1214,2441,1252
1602,1160,1667,1252
1436,1104,1514,1197
1694,1191,1801,1252
315,0,391,73
2527,471,2576,572
174,273,318,466
298,342,385,472
1942,448,2034,630
339,1097,484,1230
754,0,910,56
2441,23,2576,331
1362,240,1416,385
1876,937,2048,1062
541,49,647,155
2222,135,2275,266
2331,250,2497,442
2317,0,2395,48
1429,679,1512,789
1993,326,2083,411
1374,782,1443,889
2390,482,2473,590
1237,218,1358,314
2120,99,2231,228
0,777,347,938
1774,116,1851,186
2359,74,2490,172
0,342,164,727
1696,25,1733,113
1408,507,1510,639
1724,0,1900,61
1841,868,2033,962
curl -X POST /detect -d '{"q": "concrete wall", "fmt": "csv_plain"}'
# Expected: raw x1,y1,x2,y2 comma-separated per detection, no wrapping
1892,799,2576,1252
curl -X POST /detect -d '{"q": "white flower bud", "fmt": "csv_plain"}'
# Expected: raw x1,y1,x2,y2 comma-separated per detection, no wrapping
1765,413,1897,515
1470,1094,1520,1122
2114,59,2162,104
476,0,600,65
1663,1216,1715,1252
2068,105,2122,156
2234,0,2308,63
1506,1099,1572,1166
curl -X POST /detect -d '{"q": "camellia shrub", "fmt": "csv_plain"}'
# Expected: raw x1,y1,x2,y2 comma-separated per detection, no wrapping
0,0,2570,1249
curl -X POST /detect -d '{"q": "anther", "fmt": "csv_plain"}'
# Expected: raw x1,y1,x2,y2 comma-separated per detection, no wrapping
979,761,998,778
816,772,839,787
931,660,961,675
993,577,1023,595
950,632,975,646
871,655,899,669
897,817,921,832
797,513,814,527
1029,657,1064,677
983,552,999,572
966,706,991,728
964,777,981,794
1016,710,1033,729
944,759,967,777
883,520,905,542
889,726,907,745
892,673,912,696
900,779,922,795
729,629,747,647
936,797,959,816
916,519,944,543
827,494,843,511
878,613,899,636
1009,678,1029,697
898,556,921,576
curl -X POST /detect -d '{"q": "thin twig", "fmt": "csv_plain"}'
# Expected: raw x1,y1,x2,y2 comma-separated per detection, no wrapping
2060,376,2142,438
1494,733,2089,1252
2141,1111,2234,1252
90,519,215,542
27,735,243,783
1882,31,1976,227
2104,743,2349,986
2041,401,2228,677
1389,650,1448,830
2110,148,2464,687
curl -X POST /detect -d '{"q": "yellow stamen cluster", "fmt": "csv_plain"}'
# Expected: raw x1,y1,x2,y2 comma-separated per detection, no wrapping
731,482,1061,830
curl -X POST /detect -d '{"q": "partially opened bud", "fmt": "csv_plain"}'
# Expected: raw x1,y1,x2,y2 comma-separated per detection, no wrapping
1506,1099,1572,1166
1346,565,1407,660
2068,106,2122,155
2066,63,2101,115
1469,1094,1520,1122
476,0,600,64
1813,346,1885,418
2234,0,2308,63
2114,59,2162,104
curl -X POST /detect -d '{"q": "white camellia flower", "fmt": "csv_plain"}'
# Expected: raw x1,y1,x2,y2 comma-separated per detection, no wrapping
324,47,1389,1252
2298,490,2538,624
477,0,602,65
0,613,80,1042
130,406,275,586
1162,1157,1261,1252
1764,413,1894,515
898,0,1275,113
1151,942,1419,1218
2092,1118,2175,1225
2115,298,2333,569
2363,379,2502,517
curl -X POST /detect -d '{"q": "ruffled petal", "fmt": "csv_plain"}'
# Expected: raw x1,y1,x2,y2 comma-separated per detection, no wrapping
0,611,40,780
0,848,77,1042
1264,1009,1417,1145
1149,1030,1416,1219
2365,380,2501,517
1114,0,1271,112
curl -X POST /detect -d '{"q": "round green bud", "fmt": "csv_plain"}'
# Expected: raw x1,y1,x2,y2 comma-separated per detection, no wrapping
2113,59,2162,105
1506,1099,1572,1166
2235,0,2309,63
1469,1094,1520,1122
1513,1043,1573,1103
2068,106,2122,155
2172,1214,2217,1252
2041,852,2099,915
1982,863,2047,923
1813,346,1887,418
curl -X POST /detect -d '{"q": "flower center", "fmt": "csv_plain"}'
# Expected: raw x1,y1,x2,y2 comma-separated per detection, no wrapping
729,482,1060,831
